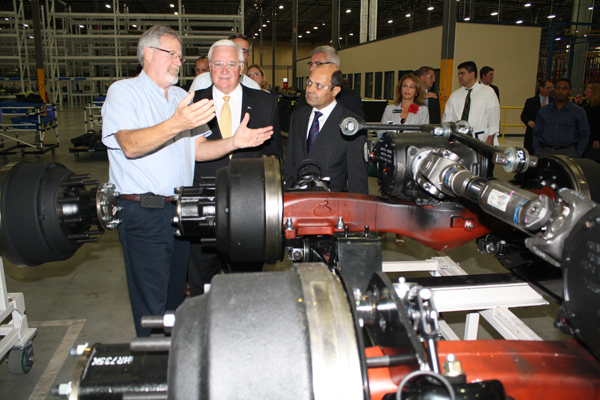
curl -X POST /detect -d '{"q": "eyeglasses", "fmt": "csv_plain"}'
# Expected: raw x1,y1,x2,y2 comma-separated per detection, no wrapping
150,47,185,63
211,61,243,70
247,72,263,78
425,75,435,79
307,61,334,67
306,79,333,91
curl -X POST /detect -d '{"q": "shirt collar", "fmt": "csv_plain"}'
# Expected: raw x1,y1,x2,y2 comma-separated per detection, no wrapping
312,99,337,117
212,82,243,102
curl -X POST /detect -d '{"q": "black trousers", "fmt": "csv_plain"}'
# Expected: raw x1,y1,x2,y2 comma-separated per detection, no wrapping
188,242,263,297
117,200,189,337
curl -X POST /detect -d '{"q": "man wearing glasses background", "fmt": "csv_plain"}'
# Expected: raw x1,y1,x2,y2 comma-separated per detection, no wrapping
189,33,260,92
102,27,274,336
520,79,554,155
284,64,368,194
296,46,365,120
188,39,283,297
417,66,441,124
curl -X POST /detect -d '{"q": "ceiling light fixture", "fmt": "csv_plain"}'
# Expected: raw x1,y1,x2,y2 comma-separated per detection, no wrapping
79,24,84,28
548,0,555,18
464,17,471,21
349,33,354,36
298,35,302,38
105,4,111,8
524,3,531,6
491,11,498,16
405,13,411,17
589,6,594,10
346,9,351,13
306,30,310,34
314,26,318,29
388,19,393,23
279,5,284,9
132,24,137,27
170,4,174,7
555,37,561,40
428,6,434,10
174,12,178,15
516,20,523,24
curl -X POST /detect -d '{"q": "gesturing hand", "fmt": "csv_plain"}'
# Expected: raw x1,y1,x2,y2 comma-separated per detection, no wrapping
232,113,274,149
172,92,216,132
424,92,438,99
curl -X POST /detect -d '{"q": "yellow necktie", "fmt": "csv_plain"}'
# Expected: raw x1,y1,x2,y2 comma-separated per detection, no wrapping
220,95,232,139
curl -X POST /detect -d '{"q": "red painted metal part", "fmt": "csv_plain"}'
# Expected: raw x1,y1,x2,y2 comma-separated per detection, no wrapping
283,192,507,251
366,340,600,400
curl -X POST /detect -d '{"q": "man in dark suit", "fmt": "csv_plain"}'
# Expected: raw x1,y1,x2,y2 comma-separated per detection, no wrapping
296,46,365,120
284,64,368,194
520,79,554,154
480,66,500,100
417,66,441,124
188,39,283,296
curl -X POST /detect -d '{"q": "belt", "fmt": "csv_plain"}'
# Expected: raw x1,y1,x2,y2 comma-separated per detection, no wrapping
539,142,574,150
121,194,174,209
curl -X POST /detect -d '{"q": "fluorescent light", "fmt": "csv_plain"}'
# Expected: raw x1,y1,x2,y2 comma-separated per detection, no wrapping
132,24,137,27
491,11,498,16
170,4,174,7
428,6,434,10
306,30,310,34
105,4,111,8
174,12,178,15
349,33,354,36
548,14,556,18
339,37,342,40
23,23,28,27
314,26,318,29
279,5,284,9
388,19,393,23
555,37,561,40
79,24,84,28
298,35,302,38
464,17,471,21
405,13,411,17
516,20,523,24
589,6,594,10
524,3,531,6
263,24,267,27
346,9,351,13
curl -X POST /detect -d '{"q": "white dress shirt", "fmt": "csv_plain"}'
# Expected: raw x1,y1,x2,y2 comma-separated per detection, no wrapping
213,83,243,137
442,82,500,145
306,100,338,139
189,72,260,92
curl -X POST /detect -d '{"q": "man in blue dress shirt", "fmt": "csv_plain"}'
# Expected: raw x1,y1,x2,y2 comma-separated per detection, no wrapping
533,77,590,158
102,26,273,336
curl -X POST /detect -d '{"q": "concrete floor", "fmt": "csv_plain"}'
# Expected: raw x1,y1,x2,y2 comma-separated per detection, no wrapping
0,107,568,399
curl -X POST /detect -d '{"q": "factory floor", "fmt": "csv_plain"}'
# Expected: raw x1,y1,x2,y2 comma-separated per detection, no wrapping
0,107,568,400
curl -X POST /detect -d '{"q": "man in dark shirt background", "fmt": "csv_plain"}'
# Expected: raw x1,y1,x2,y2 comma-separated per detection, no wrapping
533,77,589,158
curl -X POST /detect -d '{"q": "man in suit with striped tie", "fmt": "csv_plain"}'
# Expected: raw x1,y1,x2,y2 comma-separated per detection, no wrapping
283,64,368,194
188,39,283,296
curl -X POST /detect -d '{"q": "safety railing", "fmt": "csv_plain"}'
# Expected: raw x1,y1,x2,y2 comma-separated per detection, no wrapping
500,106,525,143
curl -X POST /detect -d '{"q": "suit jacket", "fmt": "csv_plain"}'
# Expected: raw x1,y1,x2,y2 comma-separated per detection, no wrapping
297,85,365,120
520,94,554,146
192,84,283,181
425,91,441,124
283,103,368,194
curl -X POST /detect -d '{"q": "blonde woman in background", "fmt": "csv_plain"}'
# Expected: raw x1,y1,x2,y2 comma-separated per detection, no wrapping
247,64,269,92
